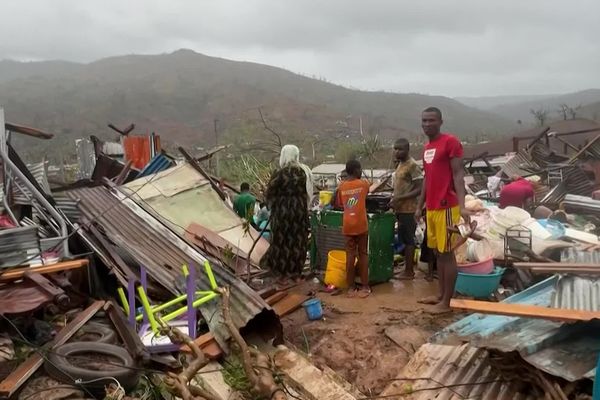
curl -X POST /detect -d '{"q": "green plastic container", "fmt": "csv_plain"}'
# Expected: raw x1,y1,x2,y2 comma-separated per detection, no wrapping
310,210,394,284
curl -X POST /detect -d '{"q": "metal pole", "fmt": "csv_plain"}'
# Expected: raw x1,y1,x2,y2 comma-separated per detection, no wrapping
0,151,70,258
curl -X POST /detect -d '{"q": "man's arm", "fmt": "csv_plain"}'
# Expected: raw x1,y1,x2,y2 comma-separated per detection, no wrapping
396,178,423,200
450,157,470,223
415,177,426,220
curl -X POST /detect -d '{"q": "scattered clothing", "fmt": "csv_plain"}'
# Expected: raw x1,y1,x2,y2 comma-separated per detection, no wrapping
391,157,422,214
260,162,309,277
499,178,534,209
422,133,463,210
233,192,256,220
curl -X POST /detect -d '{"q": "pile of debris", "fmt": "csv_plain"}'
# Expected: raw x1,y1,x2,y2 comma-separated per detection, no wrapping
0,110,361,400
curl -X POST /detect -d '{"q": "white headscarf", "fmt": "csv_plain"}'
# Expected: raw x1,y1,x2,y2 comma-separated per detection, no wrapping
279,144,314,207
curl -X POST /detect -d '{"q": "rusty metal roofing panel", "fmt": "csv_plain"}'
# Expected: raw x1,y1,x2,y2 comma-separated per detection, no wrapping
66,186,278,345
380,343,535,400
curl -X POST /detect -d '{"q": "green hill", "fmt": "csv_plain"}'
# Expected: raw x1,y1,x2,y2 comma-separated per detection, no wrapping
0,49,516,162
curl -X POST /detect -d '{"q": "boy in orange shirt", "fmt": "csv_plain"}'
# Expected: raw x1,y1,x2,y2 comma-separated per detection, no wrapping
336,160,371,298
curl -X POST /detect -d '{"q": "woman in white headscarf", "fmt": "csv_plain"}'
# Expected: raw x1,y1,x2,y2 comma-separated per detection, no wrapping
261,145,311,280
279,145,314,207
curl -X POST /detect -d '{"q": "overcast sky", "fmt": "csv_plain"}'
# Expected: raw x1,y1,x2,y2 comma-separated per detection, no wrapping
1,0,599,97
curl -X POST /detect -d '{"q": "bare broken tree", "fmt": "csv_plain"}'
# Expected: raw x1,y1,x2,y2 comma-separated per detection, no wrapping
557,104,569,120
568,104,582,120
160,287,287,400
216,287,287,400
530,108,549,127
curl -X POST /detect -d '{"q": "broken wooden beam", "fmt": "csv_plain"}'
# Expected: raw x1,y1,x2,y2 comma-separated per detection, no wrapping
265,291,288,306
180,332,223,359
272,293,310,317
450,299,600,322
0,259,88,283
0,300,104,398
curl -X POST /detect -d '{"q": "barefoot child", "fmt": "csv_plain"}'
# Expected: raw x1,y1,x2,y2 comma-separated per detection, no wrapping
337,160,371,298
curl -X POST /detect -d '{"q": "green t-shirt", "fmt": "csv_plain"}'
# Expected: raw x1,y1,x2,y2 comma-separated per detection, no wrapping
233,192,256,220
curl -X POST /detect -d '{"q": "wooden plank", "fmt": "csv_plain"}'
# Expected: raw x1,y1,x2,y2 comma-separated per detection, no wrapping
529,268,600,275
273,347,357,400
450,299,600,322
265,291,288,306
180,332,223,359
513,262,600,269
0,259,88,282
273,293,309,317
0,300,104,397
257,287,278,299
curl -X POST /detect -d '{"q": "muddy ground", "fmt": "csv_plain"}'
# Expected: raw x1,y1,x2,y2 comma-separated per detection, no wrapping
281,272,462,395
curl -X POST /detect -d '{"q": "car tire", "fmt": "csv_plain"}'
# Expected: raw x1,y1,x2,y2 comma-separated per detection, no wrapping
44,342,139,392
73,322,117,344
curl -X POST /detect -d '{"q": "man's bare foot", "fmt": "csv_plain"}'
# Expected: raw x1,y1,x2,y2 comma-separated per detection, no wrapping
346,288,358,298
396,272,415,281
428,303,452,314
424,274,434,282
417,295,441,305
357,287,372,298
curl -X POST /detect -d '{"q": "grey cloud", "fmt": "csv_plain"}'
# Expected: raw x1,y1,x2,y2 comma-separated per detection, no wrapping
0,0,599,96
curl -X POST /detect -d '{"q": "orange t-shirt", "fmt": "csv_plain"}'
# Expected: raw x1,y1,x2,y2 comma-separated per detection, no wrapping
337,178,370,235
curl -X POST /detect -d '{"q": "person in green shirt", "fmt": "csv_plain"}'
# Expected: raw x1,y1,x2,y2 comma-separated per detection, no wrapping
233,182,256,220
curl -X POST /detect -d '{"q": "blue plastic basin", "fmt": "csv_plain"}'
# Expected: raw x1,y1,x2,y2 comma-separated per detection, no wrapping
455,266,505,299
302,298,323,320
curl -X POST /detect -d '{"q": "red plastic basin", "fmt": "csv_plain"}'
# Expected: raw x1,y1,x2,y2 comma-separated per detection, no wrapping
457,257,494,274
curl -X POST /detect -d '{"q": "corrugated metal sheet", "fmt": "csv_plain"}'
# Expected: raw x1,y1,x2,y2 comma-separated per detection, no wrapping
0,225,41,268
500,151,540,179
551,275,600,311
53,193,81,222
561,247,600,264
380,343,535,400
122,164,268,262
137,154,174,178
12,161,51,205
122,135,161,170
76,138,96,179
66,185,278,345
434,276,600,382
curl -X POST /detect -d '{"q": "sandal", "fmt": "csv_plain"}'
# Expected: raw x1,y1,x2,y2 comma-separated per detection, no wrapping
357,287,372,298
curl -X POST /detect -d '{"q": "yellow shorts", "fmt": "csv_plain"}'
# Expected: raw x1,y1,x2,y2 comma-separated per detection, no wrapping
426,206,460,253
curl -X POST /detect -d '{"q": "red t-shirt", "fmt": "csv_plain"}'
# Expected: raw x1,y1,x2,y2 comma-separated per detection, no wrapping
499,179,534,209
337,179,370,235
422,133,464,210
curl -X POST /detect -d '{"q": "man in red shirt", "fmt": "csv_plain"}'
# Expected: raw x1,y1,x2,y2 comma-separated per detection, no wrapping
337,160,371,298
415,107,471,313
499,176,534,209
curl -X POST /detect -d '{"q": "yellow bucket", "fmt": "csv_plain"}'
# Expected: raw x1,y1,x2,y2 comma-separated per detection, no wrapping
324,250,349,289
319,191,334,207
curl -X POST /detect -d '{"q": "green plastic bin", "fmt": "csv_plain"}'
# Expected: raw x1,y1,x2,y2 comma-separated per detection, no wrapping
310,210,394,284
